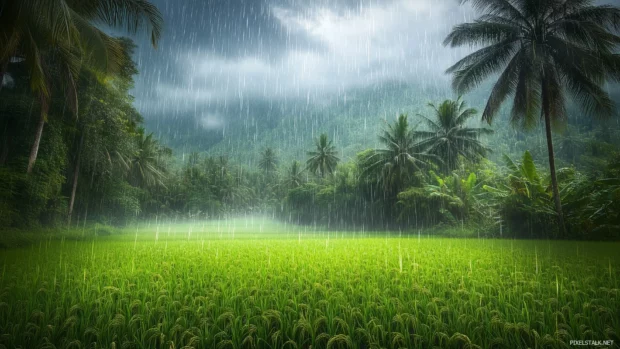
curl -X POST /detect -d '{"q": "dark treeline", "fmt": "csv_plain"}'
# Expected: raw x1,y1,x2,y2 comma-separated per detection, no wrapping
1,0,620,240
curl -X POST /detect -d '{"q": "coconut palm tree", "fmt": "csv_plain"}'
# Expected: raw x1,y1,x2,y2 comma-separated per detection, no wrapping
0,0,163,173
259,148,278,173
306,133,339,178
444,0,620,236
284,160,304,189
360,114,438,196
414,98,493,172
128,132,167,188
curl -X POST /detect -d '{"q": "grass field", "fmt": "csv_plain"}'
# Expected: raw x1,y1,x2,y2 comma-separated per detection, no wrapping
1,219,619,348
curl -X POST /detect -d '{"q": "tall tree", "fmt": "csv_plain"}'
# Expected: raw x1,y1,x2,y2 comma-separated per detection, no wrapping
284,160,304,189
306,133,339,178
67,129,84,226
259,148,278,173
128,132,167,188
414,98,493,172
66,38,140,226
0,0,163,173
444,0,620,236
360,114,437,197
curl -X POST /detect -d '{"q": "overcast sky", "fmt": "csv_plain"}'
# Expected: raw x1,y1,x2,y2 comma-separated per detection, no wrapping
130,0,474,124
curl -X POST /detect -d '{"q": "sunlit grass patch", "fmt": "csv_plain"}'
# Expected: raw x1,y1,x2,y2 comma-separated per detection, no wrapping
1,223,618,348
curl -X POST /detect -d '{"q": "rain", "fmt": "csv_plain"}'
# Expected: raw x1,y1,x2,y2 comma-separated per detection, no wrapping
1,0,620,348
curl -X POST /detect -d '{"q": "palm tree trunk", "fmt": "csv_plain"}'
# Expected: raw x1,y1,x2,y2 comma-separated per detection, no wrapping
68,131,84,226
0,60,7,93
0,119,9,165
27,110,46,174
543,109,566,238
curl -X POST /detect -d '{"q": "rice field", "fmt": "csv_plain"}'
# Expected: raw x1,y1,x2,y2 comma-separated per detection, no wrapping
1,220,619,348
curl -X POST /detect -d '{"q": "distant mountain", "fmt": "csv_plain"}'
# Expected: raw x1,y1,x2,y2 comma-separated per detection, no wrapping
145,80,466,164
143,80,620,169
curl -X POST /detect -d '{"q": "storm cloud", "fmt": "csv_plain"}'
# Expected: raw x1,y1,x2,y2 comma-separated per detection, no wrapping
131,0,473,117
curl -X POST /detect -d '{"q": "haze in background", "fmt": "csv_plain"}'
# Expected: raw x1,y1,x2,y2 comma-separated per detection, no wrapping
127,0,618,163
128,0,476,159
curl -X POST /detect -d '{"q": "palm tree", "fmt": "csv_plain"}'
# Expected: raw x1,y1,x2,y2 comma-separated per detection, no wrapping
414,98,493,172
360,114,438,196
128,132,167,188
306,133,339,178
306,133,340,178
259,148,278,173
284,160,304,189
0,0,163,173
444,0,620,236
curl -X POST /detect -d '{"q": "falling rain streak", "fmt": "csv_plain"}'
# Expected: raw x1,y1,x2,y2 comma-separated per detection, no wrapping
1,0,620,348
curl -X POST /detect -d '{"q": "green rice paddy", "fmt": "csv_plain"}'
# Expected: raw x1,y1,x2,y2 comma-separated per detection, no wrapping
1,220,619,348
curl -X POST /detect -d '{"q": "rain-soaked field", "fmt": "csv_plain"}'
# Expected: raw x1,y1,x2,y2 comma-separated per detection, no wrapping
1,220,619,348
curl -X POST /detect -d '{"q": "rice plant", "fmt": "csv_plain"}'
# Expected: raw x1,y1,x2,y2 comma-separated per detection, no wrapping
0,227,618,348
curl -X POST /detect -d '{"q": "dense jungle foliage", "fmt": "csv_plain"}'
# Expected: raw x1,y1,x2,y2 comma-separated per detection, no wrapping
1,0,620,240
2,53,619,239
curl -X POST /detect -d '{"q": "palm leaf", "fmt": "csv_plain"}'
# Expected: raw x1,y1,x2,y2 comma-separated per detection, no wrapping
449,38,519,95
444,19,520,48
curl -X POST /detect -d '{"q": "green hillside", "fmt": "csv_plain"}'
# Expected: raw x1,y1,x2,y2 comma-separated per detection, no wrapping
146,81,620,171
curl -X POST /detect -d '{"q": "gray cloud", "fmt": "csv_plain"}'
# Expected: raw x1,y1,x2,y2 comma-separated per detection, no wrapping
132,0,473,117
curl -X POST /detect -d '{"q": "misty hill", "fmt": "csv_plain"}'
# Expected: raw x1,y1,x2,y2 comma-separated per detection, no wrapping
145,80,495,166
145,78,620,171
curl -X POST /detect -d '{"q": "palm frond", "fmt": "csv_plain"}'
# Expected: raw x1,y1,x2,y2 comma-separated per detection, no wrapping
448,39,519,94
443,20,521,48
23,29,49,100
541,62,566,127
459,0,531,28
70,10,126,75
559,5,620,31
416,114,441,131
550,44,616,119
552,19,620,53
69,0,163,48
455,107,478,126
481,50,524,123
510,57,540,130
547,36,619,83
